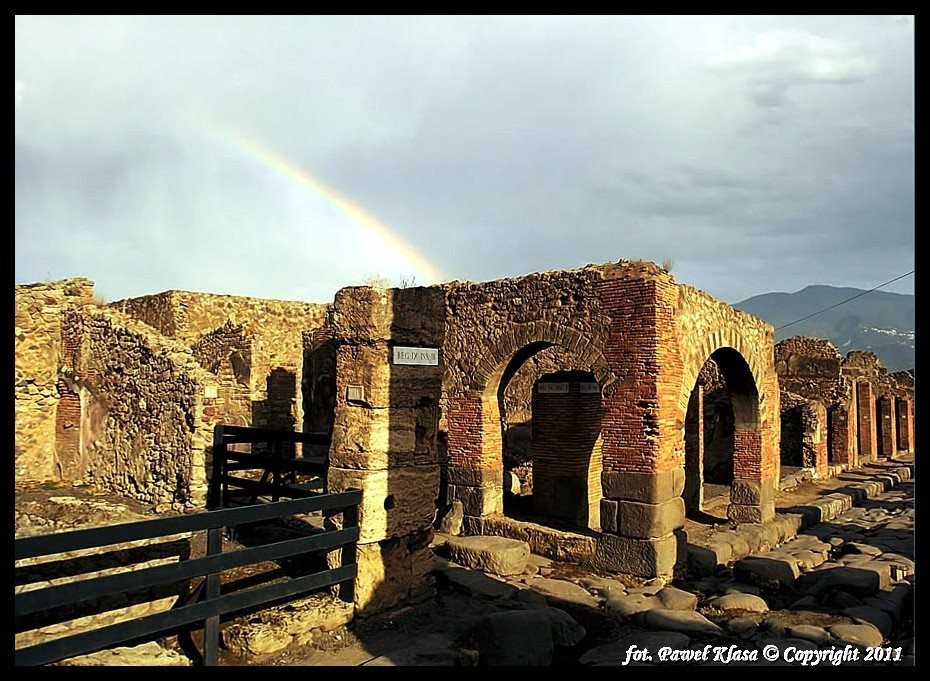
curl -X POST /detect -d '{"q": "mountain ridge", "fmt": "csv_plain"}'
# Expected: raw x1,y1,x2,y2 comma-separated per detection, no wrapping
734,285,914,372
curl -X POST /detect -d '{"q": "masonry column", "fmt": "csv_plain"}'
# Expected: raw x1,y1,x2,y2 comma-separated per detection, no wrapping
594,270,685,578
326,286,445,614
856,381,878,463
877,396,898,459
828,392,858,468
896,397,914,453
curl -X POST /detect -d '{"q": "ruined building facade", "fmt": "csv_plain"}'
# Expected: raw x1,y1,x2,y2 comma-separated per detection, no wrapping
14,261,913,613
775,337,914,478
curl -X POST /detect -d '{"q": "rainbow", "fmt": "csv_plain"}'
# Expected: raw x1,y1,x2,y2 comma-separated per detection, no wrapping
205,125,444,284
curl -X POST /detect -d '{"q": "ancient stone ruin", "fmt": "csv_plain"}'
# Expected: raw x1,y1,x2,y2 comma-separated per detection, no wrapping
14,261,915,624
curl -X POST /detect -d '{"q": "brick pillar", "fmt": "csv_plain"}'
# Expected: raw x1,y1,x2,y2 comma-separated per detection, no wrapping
683,384,704,514
595,274,683,578
896,397,914,453
446,390,502,518
828,395,857,467
856,381,877,463
877,396,897,458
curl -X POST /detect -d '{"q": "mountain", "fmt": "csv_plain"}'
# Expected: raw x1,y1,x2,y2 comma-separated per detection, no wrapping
734,285,915,372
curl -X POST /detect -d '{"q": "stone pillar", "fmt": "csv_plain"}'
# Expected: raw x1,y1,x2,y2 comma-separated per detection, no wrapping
856,381,877,463
808,400,829,477
683,384,704,514
896,397,914,453
877,396,897,458
326,286,444,614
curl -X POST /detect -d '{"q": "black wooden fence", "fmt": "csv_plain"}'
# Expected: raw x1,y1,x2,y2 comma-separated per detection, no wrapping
209,424,330,508
15,425,356,667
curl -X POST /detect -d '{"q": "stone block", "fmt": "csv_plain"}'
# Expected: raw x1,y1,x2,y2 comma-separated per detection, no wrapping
733,555,800,590
478,610,553,666
327,465,439,543
615,497,684,539
727,501,775,524
601,467,685,504
352,533,435,614
330,406,441,469
447,483,502,517
594,532,678,577
444,535,530,576
600,499,618,533
335,343,443,409
446,465,500,487
730,478,776,506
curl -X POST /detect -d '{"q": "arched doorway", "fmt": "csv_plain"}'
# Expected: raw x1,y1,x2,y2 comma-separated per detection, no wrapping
683,347,759,519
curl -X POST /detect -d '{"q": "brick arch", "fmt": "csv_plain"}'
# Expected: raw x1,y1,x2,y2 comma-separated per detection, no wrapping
677,331,770,425
468,321,615,393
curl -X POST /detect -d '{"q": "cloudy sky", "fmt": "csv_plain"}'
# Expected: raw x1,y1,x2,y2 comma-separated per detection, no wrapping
15,15,914,304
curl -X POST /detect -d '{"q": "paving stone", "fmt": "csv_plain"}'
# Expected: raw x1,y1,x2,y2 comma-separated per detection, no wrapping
363,634,478,666
547,607,586,647
515,588,549,609
823,590,863,609
727,617,760,635
785,624,832,645
795,564,889,597
438,566,519,599
580,632,691,666
605,592,659,618
843,542,882,556
708,593,769,614
655,586,698,610
733,555,800,589
842,606,894,637
528,577,600,609
828,623,884,648
637,608,724,636
722,582,760,596
478,611,553,666
578,575,627,598
445,536,530,576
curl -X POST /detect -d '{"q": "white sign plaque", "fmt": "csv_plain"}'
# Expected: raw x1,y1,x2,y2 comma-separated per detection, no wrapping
579,382,600,394
393,346,439,366
538,382,570,394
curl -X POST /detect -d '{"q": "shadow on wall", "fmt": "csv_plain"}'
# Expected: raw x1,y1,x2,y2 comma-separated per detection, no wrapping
251,368,297,456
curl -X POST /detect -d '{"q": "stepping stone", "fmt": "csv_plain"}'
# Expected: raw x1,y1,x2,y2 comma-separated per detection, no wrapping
579,575,627,598
528,577,600,609
547,607,586,647
708,593,769,614
637,608,724,636
478,611,552,666
828,623,884,648
580,632,691,666
445,536,530,575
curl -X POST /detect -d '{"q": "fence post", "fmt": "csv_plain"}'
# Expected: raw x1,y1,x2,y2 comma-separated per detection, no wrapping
209,425,226,510
203,525,223,666
339,490,359,604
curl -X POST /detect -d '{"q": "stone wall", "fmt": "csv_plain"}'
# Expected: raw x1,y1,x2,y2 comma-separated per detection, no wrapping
779,391,828,476
15,279,95,482
774,337,857,467
113,290,329,434
60,306,218,507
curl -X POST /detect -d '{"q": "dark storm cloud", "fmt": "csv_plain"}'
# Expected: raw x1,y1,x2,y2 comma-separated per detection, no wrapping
15,15,913,303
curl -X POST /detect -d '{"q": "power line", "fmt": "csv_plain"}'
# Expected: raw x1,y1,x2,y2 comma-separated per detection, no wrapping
775,270,915,331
